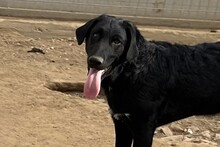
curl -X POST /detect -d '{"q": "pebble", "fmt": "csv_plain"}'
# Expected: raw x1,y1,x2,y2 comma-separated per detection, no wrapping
184,126,200,134
214,133,220,144
183,136,201,143
200,139,218,146
184,128,193,134
170,123,184,132
201,130,212,139
215,133,220,140
159,126,173,136
161,135,184,142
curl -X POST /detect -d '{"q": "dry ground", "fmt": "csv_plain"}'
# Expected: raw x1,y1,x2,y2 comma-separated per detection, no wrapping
0,16,219,147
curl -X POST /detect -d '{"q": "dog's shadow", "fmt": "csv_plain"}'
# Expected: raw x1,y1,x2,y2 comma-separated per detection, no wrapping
45,81,105,98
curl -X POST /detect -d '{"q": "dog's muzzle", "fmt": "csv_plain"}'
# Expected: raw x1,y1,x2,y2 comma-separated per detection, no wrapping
88,56,104,69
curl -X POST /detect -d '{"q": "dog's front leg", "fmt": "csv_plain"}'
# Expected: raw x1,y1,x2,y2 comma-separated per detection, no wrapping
112,115,133,147
132,117,156,147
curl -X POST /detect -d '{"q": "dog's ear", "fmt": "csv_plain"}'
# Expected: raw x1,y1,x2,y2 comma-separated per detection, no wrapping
124,21,138,60
75,18,96,45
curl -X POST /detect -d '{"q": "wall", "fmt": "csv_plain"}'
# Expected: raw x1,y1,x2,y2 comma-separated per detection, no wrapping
0,0,220,28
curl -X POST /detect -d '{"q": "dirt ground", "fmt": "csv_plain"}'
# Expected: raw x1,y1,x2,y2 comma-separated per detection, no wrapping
0,16,220,147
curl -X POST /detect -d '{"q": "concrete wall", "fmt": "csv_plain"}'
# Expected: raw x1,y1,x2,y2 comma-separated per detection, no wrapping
0,0,220,28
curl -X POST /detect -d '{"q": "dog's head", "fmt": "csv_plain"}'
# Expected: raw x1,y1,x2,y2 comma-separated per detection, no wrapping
76,15,138,99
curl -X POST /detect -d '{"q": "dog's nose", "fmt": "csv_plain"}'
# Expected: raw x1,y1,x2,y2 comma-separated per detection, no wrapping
88,56,104,66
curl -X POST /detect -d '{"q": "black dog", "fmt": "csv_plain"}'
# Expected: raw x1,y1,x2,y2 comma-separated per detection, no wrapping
76,15,220,147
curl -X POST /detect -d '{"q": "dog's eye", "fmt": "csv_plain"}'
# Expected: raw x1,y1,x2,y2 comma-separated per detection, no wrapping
92,33,100,39
112,39,121,45
91,33,101,43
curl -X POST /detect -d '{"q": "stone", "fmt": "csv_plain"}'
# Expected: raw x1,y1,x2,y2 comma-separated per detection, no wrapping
170,123,184,132
183,136,201,143
200,139,218,146
184,126,200,134
184,128,193,134
161,135,184,142
215,133,220,140
214,133,220,144
159,126,173,136
201,130,212,139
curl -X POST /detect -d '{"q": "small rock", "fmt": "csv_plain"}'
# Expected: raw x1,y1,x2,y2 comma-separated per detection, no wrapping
192,138,202,143
210,29,217,33
184,128,193,134
184,126,200,134
201,130,211,139
215,133,220,139
27,47,45,54
183,136,192,142
183,136,201,143
170,123,184,132
214,133,220,144
170,143,176,146
161,135,183,142
159,126,173,136
59,38,64,41
73,37,77,42
200,139,218,146
85,115,91,119
213,126,220,133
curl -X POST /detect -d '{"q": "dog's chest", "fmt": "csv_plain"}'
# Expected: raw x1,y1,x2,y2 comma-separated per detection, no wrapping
103,78,137,113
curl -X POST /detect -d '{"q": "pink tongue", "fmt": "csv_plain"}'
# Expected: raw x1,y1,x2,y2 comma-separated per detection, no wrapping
84,68,104,99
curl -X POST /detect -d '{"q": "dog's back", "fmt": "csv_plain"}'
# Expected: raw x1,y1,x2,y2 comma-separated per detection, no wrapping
146,41,220,124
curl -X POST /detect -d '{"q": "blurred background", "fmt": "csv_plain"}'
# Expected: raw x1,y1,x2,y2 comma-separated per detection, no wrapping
0,0,220,28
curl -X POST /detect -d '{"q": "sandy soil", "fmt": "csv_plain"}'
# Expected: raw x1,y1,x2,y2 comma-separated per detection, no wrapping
0,16,219,147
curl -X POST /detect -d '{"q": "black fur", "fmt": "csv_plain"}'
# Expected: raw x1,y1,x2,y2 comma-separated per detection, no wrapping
76,15,220,147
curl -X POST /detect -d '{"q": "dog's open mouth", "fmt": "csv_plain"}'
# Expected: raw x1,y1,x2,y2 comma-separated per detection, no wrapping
83,67,111,99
